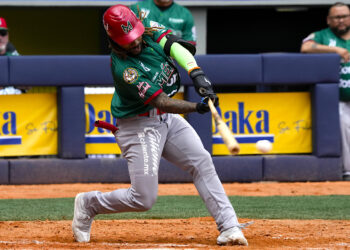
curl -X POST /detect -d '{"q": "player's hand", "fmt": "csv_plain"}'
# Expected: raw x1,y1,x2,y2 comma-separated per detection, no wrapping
209,93,219,107
196,96,210,114
335,47,350,62
189,67,215,97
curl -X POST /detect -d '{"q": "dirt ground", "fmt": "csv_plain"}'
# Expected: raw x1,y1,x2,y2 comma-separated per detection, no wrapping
0,182,349,249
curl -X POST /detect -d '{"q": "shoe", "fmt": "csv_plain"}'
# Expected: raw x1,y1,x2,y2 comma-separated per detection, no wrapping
72,193,94,242
217,226,248,246
343,174,350,181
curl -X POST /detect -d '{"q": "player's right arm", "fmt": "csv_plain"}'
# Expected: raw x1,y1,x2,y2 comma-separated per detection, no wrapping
149,92,198,114
301,32,350,62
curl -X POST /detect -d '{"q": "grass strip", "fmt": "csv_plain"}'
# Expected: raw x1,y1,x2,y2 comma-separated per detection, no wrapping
0,195,348,221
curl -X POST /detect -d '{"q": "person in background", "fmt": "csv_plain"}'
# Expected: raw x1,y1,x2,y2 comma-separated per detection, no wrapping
0,17,19,56
0,17,22,95
130,0,196,46
301,2,350,181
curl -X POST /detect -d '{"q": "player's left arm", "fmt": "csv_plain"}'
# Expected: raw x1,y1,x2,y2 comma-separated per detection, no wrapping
158,36,218,105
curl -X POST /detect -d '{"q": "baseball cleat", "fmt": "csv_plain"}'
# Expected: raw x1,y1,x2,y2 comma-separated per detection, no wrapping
72,192,94,242
217,226,248,246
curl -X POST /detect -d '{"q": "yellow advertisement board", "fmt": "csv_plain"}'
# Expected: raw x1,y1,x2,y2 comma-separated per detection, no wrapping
213,92,312,155
85,94,120,154
85,92,184,155
0,93,57,156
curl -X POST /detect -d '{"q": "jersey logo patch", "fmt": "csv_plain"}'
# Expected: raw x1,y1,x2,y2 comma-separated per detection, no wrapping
121,21,133,34
123,67,139,84
150,21,165,29
329,39,337,47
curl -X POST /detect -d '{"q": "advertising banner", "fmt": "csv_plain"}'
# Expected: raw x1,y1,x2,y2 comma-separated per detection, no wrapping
85,94,120,154
0,93,57,156
213,92,312,155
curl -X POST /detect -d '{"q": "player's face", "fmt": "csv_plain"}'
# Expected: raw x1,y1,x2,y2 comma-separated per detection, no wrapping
327,5,350,36
154,0,173,7
120,36,143,56
0,29,8,52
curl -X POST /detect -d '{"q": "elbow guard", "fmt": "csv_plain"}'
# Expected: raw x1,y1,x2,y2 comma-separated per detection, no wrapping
163,34,196,56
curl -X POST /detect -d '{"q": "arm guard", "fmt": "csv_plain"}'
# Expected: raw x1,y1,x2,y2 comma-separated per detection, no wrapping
163,34,196,56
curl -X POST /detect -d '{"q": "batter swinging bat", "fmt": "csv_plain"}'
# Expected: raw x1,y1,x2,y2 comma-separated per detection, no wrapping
208,99,240,155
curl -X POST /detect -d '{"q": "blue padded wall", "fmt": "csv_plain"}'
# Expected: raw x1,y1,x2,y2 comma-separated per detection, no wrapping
185,86,212,153
262,53,340,84
264,155,342,181
312,84,341,157
58,86,86,158
0,57,8,85
8,157,263,184
177,54,263,85
9,56,113,86
9,159,130,184
0,160,9,184
213,156,263,182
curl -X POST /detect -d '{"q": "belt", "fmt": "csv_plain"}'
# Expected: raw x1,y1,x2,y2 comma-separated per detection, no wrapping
138,108,165,117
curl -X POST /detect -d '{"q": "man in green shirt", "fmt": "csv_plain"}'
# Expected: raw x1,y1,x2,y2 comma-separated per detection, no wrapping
301,2,350,181
72,4,249,246
0,17,19,56
0,17,22,95
130,0,196,46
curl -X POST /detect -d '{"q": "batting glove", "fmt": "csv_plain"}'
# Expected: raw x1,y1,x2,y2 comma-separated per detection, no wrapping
196,96,211,114
189,67,215,94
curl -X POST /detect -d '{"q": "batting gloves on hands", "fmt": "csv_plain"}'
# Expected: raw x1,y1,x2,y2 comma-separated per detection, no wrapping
189,67,219,106
196,96,211,114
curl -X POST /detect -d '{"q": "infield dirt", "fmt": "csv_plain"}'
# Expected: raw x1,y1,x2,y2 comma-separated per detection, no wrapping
0,182,349,249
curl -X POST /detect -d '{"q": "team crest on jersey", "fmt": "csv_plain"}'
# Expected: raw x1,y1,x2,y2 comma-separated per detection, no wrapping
329,39,337,47
150,21,165,29
123,67,139,84
121,21,133,34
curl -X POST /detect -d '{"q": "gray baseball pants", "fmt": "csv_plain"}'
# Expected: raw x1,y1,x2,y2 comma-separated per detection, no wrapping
83,111,240,232
339,101,350,174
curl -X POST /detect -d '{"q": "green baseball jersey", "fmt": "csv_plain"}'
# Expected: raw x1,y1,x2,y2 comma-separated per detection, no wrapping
110,18,180,118
0,42,19,56
304,28,350,101
130,0,196,43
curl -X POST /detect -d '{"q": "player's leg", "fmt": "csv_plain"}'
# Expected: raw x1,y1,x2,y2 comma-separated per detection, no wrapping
339,102,350,180
72,116,167,242
161,114,248,245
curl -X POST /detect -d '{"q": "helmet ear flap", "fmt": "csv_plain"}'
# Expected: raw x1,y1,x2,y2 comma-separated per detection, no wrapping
103,4,145,46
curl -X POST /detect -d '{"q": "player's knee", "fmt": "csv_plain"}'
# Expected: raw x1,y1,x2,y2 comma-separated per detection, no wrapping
131,192,157,211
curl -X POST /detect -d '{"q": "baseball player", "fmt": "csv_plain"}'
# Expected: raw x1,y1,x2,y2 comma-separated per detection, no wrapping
72,4,249,246
301,2,350,181
130,0,196,45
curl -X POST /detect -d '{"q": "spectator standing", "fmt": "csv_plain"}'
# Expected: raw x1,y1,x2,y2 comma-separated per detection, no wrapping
130,0,196,46
0,17,19,56
0,17,21,95
301,2,350,181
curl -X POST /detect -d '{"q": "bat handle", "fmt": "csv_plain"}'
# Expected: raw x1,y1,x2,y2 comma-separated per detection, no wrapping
94,120,118,133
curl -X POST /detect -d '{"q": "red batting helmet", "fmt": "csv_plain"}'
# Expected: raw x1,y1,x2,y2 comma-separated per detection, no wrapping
0,17,8,30
103,5,145,46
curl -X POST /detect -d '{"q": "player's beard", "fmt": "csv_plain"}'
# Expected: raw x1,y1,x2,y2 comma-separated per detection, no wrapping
331,24,350,37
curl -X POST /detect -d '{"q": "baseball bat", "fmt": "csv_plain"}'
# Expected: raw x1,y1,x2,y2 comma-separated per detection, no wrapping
208,99,240,155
